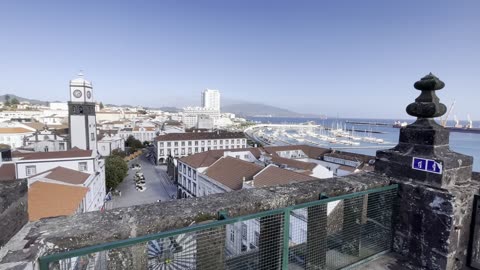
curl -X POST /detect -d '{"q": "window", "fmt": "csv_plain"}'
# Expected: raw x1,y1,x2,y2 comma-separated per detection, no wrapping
214,140,217,145
160,142,164,147
174,142,178,147
194,147,198,153
174,149,178,155
201,141,205,146
167,142,171,147
236,139,240,143
188,168,191,177
160,149,164,155
188,180,191,191
193,183,196,195
181,148,185,155
231,139,234,144
193,171,197,180
26,165,36,176
242,224,247,240
254,231,260,247
183,164,186,171
188,141,192,146
225,140,229,145
59,143,65,151
236,155,240,159
188,148,192,154
207,140,211,145
79,162,88,171
244,154,249,159
219,140,223,145
44,146,49,152
179,164,182,172
230,229,235,243
195,141,199,146
91,133,95,141
181,142,185,146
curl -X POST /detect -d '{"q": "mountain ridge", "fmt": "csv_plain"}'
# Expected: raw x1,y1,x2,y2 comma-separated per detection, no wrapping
0,93,323,117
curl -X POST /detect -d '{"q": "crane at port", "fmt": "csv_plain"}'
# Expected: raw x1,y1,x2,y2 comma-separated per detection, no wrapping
440,100,456,127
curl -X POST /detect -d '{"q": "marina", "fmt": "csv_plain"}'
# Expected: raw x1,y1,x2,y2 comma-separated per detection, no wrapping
246,117,480,171
244,122,395,150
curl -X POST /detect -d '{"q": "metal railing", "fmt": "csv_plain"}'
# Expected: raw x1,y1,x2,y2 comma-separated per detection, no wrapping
38,184,397,270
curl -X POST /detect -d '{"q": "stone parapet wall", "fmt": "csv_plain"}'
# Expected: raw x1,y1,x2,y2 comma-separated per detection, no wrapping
0,172,392,269
0,179,28,248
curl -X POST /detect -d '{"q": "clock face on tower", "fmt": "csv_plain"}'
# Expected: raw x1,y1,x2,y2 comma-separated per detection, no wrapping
73,90,82,98
86,91,91,99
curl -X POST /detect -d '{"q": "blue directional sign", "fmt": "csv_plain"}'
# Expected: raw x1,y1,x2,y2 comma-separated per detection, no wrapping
412,158,427,171
427,160,442,174
412,157,443,174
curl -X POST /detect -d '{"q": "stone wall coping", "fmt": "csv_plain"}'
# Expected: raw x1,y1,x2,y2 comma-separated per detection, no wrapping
0,172,393,268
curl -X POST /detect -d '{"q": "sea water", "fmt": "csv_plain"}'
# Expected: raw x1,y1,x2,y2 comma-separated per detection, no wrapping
247,117,480,171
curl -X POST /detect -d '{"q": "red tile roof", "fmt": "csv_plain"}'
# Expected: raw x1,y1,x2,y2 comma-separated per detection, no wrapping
0,164,16,181
204,157,264,190
253,165,318,188
0,127,33,134
13,148,92,161
40,166,91,185
269,155,317,171
28,181,88,221
179,148,262,168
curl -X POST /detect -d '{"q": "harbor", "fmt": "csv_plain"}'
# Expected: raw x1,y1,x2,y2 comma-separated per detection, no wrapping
245,117,480,171
244,122,395,150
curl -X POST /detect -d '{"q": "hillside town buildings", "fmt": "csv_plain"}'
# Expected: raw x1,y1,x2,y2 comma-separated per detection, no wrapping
175,144,374,255
0,73,106,221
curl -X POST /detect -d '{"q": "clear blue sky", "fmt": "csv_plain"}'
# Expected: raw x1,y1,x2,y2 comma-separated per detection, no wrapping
1,0,479,119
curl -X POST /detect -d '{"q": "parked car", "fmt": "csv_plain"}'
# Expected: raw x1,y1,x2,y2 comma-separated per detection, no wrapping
131,164,142,170
136,185,147,192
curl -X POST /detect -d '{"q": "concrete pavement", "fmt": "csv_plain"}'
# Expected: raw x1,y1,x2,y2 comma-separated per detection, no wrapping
108,152,177,209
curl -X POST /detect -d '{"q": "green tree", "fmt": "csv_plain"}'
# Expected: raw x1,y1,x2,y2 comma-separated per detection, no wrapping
99,102,104,110
111,149,126,158
125,135,143,152
3,95,10,107
105,155,128,189
10,98,19,105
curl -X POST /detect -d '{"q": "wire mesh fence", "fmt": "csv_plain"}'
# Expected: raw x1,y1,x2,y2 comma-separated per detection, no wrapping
39,185,397,270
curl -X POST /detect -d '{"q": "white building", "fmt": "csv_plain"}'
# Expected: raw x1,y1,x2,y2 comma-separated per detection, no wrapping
118,126,158,143
97,133,125,157
0,122,36,149
49,102,68,111
27,165,105,220
202,89,221,111
182,107,221,128
154,132,247,164
23,128,68,152
6,73,107,221
68,72,97,152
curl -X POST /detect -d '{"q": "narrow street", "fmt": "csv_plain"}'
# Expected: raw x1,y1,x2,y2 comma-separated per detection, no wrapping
107,152,177,209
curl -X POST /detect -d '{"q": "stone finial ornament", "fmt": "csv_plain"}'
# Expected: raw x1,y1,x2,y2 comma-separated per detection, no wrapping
406,73,447,119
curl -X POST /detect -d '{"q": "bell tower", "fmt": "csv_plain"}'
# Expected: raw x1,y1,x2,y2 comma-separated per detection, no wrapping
68,72,97,152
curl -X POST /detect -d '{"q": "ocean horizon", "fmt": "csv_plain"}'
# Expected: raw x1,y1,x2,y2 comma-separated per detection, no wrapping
246,116,480,172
